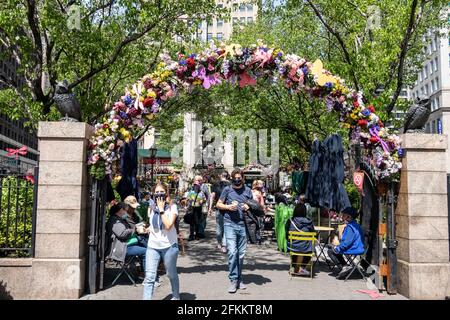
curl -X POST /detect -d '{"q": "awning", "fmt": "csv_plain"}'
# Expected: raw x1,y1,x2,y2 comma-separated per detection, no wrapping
138,148,171,158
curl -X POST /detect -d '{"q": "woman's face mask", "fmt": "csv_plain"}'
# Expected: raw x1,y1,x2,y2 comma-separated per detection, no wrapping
121,212,129,220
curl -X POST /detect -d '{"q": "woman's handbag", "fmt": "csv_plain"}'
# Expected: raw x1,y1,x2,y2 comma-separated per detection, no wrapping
183,191,199,225
183,208,194,225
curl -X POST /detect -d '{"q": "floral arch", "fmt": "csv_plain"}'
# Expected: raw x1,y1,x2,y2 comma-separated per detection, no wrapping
88,41,403,183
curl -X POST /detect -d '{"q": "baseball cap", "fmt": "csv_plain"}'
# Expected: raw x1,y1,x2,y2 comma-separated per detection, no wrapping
123,195,140,209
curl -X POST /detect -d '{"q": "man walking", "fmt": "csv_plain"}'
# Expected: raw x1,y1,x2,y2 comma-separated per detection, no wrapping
211,171,231,253
216,169,253,293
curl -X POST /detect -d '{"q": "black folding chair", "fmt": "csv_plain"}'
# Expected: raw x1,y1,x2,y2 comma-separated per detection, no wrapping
110,255,139,286
342,232,372,282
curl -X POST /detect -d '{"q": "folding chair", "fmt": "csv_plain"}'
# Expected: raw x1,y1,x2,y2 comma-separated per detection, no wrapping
342,232,372,282
109,255,139,287
287,231,316,280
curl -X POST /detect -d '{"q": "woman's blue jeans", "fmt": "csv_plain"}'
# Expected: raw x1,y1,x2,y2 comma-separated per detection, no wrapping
143,243,180,300
224,222,247,281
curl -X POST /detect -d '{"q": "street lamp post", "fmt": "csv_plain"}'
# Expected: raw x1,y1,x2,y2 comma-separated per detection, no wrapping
149,146,157,187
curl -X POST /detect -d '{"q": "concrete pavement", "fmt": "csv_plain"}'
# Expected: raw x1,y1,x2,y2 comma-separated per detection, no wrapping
81,213,407,300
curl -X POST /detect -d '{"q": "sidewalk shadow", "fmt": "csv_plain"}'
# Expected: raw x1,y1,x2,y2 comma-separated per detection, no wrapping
243,274,272,286
162,292,197,300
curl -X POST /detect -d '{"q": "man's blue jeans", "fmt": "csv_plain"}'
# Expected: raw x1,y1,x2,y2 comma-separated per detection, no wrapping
143,243,180,300
224,221,247,282
216,210,226,247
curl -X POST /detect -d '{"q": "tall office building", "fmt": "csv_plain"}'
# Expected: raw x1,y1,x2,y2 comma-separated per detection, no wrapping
409,15,450,173
0,42,38,173
196,0,258,42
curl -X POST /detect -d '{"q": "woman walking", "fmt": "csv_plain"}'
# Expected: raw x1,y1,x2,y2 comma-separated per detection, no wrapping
143,183,180,300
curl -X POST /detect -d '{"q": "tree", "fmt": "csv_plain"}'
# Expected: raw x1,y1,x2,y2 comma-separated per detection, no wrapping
0,0,223,128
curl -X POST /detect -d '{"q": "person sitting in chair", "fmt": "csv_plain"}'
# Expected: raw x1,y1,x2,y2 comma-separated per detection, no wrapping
285,203,315,276
106,202,147,277
326,206,364,279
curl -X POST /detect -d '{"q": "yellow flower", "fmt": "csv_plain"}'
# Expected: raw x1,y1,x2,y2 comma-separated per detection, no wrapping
113,175,122,184
146,114,156,120
147,90,157,98
193,79,202,85
119,128,132,143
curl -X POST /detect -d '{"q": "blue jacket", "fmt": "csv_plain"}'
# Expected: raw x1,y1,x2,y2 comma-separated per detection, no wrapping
334,220,364,255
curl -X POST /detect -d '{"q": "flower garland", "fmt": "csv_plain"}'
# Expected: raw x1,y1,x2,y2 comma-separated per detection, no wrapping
88,41,403,182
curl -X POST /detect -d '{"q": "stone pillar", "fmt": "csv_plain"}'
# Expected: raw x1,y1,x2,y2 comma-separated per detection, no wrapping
395,133,450,299
31,122,93,299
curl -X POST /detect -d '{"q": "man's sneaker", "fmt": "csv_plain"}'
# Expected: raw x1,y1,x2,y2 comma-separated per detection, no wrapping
238,281,247,290
337,265,352,279
228,280,238,293
217,244,222,250
171,296,180,300
221,246,227,254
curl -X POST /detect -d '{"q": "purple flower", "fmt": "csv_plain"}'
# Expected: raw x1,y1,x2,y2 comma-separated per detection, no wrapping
361,109,371,117
325,82,333,89
189,53,196,59
398,148,404,157
277,52,283,57
119,111,128,119
123,95,133,105
179,60,187,66
302,66,308,76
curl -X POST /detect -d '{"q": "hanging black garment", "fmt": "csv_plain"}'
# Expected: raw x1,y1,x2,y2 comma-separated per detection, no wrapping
323,135,350,212
306,135,350,212
305,140,323,207
116,138,139,201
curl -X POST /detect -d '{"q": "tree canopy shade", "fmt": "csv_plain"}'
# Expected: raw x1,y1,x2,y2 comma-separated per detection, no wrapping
87,41,403,183
0,0,223,127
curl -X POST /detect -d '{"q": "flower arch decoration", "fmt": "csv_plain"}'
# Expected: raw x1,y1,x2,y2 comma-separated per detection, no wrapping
88,41,403,183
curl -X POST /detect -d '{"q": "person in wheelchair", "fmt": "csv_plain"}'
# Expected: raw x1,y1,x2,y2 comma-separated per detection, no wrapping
285,203,315,276
106,202,147,276
326,206,364,279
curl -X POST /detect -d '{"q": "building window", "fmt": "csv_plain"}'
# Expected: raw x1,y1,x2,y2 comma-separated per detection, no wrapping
247,17,253,23
217,19,223,27
424,65,428,78
217,32,223,41
247,4,253,12
207,19,213,27
239,4,246,12
207,33,212,41
240,17,246,24
232,17,238,25
431,79,435,92
233,3,238,11
217,3,223,9
437,96,440,109
430,60,434,74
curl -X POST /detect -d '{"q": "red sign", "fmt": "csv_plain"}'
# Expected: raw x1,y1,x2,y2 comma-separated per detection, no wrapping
353,171,365,195
143,158,171,165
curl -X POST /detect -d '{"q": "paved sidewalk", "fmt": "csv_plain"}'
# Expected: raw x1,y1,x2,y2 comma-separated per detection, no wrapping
81,214,407,300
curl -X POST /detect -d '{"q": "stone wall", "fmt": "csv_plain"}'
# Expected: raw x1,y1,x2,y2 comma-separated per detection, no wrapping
0,259,32,299
395,133,450,299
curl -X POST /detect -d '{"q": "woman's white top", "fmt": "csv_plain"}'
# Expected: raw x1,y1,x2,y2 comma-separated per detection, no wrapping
147,203,178,249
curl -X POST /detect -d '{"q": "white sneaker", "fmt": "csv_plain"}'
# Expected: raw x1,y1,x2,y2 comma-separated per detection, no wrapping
171,296,180,300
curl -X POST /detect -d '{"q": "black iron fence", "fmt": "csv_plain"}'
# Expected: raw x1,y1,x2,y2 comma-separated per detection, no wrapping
0,166,38,257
